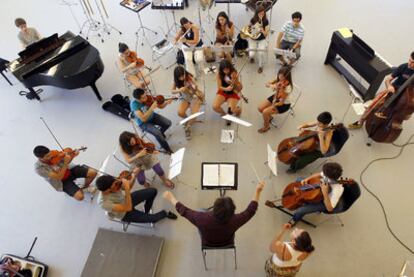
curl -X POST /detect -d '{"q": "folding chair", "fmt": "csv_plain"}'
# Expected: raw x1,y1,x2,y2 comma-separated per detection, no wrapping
105,211,154,232
271,83,302,128
201,243,237,270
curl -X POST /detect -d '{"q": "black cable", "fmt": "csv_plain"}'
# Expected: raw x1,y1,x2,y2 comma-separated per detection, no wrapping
359,134,414,255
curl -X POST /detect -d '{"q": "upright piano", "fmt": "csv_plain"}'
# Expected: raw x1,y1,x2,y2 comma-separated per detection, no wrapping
8,32,104,101
324,28,392,101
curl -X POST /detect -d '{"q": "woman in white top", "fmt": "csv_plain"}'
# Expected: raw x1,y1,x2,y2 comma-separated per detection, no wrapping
258,66,293,133
265,223,314,277
117,43,150,89
174,17,204,76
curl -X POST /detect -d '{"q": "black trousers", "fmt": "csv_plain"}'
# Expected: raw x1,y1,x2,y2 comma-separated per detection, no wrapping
122,188,167,223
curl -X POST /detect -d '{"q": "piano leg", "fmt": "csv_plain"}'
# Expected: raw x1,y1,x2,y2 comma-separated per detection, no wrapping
18,87,42,101
1,71,12,86
90,83,102,101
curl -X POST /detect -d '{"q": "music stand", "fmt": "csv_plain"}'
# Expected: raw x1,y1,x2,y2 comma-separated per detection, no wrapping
266,143,277,177
222,114,252,144
201,162,238,198
168,148,196,189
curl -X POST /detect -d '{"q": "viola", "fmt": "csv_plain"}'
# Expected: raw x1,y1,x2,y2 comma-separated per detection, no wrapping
365,76,414,143
144,95,178,107
277,124,342,165
125,51,145,67
281,177,354,210
134,136,156,154
48,147,87,165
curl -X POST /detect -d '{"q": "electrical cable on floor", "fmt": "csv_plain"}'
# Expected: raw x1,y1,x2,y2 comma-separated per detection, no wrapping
359,133,414,255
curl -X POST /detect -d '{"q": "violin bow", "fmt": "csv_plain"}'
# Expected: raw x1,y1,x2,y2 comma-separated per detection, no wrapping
40,117,64,150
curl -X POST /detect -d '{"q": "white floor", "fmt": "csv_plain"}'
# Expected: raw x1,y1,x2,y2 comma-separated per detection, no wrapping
1,0,414,276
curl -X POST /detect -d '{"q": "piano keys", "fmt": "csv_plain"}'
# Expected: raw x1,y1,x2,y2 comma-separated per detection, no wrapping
324,28,393,101
8,32,104,101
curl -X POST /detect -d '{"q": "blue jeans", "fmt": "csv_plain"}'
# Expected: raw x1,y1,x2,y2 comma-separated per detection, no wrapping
140,113,172,152
291,177,344,222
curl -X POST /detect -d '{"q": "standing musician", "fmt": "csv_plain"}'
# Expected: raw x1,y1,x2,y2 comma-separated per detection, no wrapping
174,17,204,76
248,6,269,74
119,131,175,188
33,145,97,201
348,51,414,129
15,18,41,49
118,42,150,89
258,66,293,133
276,12,305,66
279,162,345,226
96,171,177,224
171,66,204,140
287,112,334,173
130,88,174,154
215,11,235,61
265,223,314,277
213,59,242,124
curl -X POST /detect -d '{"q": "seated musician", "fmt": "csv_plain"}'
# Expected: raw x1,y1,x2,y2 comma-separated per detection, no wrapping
130,88,174,154
348,51,414,129
215,11,235,61
162,181,264,246
286,162,344,226
171,66,204,140
174,17,204,76
15,18,42,49
119,131,175,188
276,12,305,66
96,171,177,224
33,145,97,201
213,59,242,125
287,112,334,173
118,42,150,89
248,6,269,74
258,66,293,133
265,223,314,277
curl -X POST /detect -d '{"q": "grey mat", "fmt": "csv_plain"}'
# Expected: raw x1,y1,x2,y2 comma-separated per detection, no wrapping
81,228,164,277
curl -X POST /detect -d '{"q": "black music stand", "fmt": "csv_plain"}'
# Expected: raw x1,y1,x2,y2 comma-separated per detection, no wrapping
120,0,157,48
201,162,238,204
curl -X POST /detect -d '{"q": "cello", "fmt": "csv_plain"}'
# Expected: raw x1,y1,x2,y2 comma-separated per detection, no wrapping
277,124,342,165
365,75,414,143
281,177,354,211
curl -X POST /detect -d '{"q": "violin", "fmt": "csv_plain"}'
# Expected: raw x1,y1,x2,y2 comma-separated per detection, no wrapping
281,177,355,210
118,170,135,181
365,76,414,143
144,95,177,107
134,135,156,154
184,75,205,102
277,124,342,165
125,51,145,68
229,71,249,103
48,147,87,165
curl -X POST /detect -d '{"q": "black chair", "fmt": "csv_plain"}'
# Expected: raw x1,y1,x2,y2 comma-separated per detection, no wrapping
318,181,361,226
324,126,350,157
0,58,12,86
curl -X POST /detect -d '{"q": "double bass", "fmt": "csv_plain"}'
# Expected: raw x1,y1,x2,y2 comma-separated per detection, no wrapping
281,177,354,211
277,124,342,165
365,75,414,143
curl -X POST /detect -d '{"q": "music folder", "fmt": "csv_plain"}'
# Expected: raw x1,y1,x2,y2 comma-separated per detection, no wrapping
201,162,238,190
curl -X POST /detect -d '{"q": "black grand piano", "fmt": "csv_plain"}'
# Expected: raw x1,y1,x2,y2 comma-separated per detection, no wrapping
8,32,104,101
324,29,393,101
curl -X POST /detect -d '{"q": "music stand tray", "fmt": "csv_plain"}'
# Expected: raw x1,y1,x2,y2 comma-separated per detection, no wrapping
201,162,238,197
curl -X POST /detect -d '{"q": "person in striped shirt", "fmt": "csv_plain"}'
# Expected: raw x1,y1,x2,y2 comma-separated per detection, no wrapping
276,12,305,66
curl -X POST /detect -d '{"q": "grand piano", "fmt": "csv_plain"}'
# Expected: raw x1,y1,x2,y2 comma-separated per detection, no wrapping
8,32,104,101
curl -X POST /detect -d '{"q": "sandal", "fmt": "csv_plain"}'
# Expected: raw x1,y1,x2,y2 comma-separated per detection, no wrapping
258,126,270,133
164,179,175,189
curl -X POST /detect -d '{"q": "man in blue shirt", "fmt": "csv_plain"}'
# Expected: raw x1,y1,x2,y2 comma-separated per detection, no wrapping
130,88,174,154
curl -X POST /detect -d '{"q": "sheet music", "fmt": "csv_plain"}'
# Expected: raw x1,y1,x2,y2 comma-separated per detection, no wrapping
202,164,236,187
222,114,252,127
267,144,277,176
168,148,185,179
221,129,234,143
179,112,204,125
